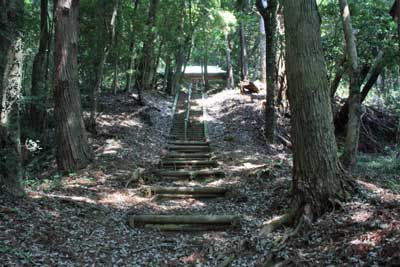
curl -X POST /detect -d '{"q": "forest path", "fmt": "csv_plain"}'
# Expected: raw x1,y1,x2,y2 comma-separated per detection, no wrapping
129,81,240,231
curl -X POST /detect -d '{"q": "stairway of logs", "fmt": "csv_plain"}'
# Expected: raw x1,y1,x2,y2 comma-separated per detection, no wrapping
129,82,239,231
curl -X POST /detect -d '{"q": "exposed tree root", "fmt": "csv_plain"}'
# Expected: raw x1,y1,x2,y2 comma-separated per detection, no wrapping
260,213,294,236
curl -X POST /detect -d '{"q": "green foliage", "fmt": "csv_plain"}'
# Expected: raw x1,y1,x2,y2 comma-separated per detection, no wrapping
356,149,400,192
24,172,62,192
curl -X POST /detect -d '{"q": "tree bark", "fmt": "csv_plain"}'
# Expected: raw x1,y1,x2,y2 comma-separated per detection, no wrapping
124,0,140,93
137,0,159,94
0,37,24,197
54,0,92,171
334,51,385,130
239,20,249,80
339,0,361,170
88,0,119,131
257,0,278,143
225,32,234,90
30,0,50,132
259,16,267,84
164,54,173,94
113,55,119,95
203,47,209,90
0,0,25,197
282,0,353,223
330,55,347,98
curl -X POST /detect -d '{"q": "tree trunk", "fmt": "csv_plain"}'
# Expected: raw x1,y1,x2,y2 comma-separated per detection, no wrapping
282,0,352,223
164,54,173,94
124,0,140,93
88,0,119,131
259,17,267,84
89,45,109,131
54,0,92,171
30,0,50,132
334,51,385,130
239,20,249,80
339,0,361,170
0,37,24,197
225,32,234,90
0,0,25,197
203,47,209,90
330,55,347,98
125,41,135,92
113,56,119,95
257,0,278,143
137,0,159,93
172,47,185,95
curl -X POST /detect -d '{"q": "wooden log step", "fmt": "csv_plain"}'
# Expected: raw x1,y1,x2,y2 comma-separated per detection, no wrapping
129,215,240,228
157,169,225,178
163,158,213,162
166,152,212,158
170,132,205,135
153,193,224,199
144,224,227,231
167,149,210,154
167,141,209,146
161,160,217,166
145,186,228,197
168,146,210,152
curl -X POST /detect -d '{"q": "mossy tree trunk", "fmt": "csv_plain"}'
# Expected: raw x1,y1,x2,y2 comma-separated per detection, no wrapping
54,0,93,171
283,0,353,223
0,0,25,197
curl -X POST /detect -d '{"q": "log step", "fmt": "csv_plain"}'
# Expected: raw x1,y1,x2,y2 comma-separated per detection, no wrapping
166,152,212,158
144,186,228,197
157,169,225,178
129,215,240,231
163,157,213,162
161,160,217,167
168,141,209,146
144,224,227,231
168,145,209,150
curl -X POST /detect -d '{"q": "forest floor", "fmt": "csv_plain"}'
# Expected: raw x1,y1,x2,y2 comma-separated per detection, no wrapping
1,89,400,267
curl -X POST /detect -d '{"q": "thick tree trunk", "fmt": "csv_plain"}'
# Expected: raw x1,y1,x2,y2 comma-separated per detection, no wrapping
0,0,25,197
257,0,278,143
239,20,249,80
281,0,353,223
225,33,234,90
54,0,92,171
30,0,50,132
0,37,24,197
339,0,361,170
259,17,267,84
